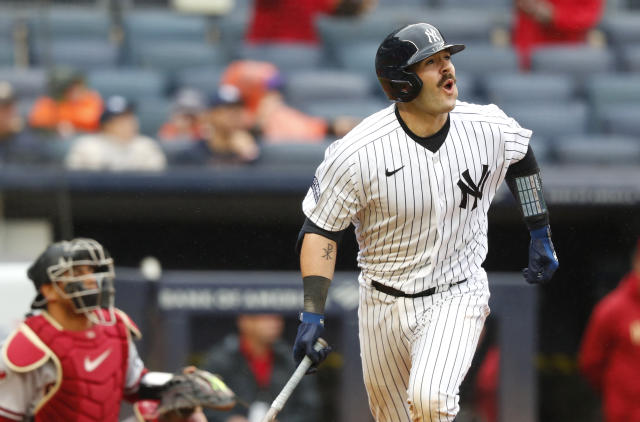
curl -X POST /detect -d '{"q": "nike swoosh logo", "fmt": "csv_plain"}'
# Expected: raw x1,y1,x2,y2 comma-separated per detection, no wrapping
385,166,405,177
84,348,111,372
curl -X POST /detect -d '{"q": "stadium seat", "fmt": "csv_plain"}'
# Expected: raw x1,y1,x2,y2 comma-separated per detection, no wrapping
500,101,589,141
599,13,640,49
586,74,640,131
334,41,380,80
136,98,172,138
596,104,640,138
530,46,616,83
405,8,496,45
136,42,228,74
483,73,576,105
238,44,323,72
529,134,552,164
33,40,119,70
554,134,640,165
88,69,169,100
124,11,209,42
454,72,481,103
284,70,373,106
0,41,14,66
255,142,328,168
621,45,640,72
28,8,112,42
299,97,390,120
0,67,47,98
448,45,519,77
217,14,249,60
174,66,226,95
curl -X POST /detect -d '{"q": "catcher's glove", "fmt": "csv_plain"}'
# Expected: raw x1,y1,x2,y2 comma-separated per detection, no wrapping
157,369,236,416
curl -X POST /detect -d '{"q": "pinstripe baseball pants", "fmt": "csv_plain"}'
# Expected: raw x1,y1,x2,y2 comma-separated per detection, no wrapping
358,273,490,422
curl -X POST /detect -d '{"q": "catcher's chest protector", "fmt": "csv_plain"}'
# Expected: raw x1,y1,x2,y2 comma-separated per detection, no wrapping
25,314,130,422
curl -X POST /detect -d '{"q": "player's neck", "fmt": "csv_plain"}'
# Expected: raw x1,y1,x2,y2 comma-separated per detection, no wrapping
396,103,448,138
46,304,93,331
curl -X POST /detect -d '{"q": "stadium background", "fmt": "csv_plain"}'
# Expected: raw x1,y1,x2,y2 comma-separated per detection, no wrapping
0,0,639,420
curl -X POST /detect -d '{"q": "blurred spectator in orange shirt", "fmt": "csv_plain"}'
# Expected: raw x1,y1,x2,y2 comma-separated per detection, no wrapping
513,0,604,69
221,60,357,143
158,88,206,143
247,0,377,44
28,67,103,138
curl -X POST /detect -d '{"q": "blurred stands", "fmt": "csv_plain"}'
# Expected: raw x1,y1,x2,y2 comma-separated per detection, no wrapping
0,0,636,167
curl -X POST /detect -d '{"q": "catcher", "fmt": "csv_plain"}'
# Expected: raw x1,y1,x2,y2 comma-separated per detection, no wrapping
0,238,236,422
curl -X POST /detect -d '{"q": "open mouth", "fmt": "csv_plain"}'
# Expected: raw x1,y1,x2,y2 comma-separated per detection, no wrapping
442,79,455,93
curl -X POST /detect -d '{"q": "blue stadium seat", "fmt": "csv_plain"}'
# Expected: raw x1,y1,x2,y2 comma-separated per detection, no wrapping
136,98,172,138
596,104,640,137
529,134,552,163
124,11,209,42
28,8,112,42
0,67,47,98
501,101,589,141
136,42,228,74
621,45,640,72
0,41,14,66
530,46,616,82
586,74,640,130
483,73,576,105
554,134,640,165
428,0,510,9
239,44,323,72
284,70,373,106
449,45,519,76
406,9,496,45
217,14,249,60
600,13,640,49
255,142,328,168
33,40,119,70
174,66,226,95
299,97,390,120
334,41,380,81
454,72,481,103
88,69,169,100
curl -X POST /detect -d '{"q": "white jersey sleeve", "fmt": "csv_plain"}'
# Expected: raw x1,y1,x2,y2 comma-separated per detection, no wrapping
0,341,56,420
302,141,363,232
491,104,532,165
124,337,145,393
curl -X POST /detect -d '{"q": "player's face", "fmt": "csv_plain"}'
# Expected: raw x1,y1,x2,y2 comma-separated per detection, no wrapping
410,50,457,115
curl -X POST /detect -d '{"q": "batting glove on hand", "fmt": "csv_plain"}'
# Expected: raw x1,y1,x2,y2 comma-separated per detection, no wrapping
293,312,332,373
523,225,559,284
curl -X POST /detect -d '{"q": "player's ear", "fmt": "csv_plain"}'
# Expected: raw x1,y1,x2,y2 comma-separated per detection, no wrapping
40,283,58,303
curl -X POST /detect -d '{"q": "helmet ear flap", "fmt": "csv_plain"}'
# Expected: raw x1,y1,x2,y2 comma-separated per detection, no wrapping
380,69,422,102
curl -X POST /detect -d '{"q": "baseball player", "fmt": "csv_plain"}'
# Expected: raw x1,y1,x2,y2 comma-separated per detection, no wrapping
292,23,559,421
0,238,235,422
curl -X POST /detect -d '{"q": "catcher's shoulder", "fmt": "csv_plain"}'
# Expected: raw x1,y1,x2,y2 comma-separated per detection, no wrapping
1,322,53,372
114,308,142,340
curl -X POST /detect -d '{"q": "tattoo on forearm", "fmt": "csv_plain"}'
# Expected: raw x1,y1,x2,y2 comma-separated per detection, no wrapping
322,243,334,261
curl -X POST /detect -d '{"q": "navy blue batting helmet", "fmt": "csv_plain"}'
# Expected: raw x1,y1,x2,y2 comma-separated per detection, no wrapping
375,23,465,102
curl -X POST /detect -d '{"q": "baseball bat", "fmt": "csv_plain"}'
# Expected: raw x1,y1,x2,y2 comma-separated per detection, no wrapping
260,338,329,422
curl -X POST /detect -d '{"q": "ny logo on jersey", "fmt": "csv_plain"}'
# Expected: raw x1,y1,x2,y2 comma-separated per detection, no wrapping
457,164,490,210
424,27,442,43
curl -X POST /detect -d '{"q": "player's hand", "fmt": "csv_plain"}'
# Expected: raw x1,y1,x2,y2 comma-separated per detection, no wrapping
523,225,559,284
293,312,332,373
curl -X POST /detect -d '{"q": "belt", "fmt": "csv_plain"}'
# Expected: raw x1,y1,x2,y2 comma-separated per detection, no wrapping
371,279,467,298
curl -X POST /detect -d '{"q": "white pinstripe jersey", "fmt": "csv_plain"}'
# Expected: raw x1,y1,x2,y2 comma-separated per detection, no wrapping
302,101,531,294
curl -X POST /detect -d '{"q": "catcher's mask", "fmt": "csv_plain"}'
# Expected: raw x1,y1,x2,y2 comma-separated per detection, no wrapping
28,238,116,325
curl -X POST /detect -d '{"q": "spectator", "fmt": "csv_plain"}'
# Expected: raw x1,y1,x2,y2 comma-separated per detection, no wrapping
202,314,320,422
513,0,604,69
579,238,640,422
65,96,166,171
221,60,357,143
247,0,377,44
28,67,103,138
0,81,49,165
158,88,206,143
173,85,259,166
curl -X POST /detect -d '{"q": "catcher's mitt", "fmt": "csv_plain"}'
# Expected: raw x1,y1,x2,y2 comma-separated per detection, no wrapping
157,369,236,416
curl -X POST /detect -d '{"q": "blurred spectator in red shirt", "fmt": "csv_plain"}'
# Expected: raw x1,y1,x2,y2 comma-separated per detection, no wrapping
513,0,604,69
579,238,640,422
247,0,377,44
220,60,358,143
29,67,103,138
158,88,206,143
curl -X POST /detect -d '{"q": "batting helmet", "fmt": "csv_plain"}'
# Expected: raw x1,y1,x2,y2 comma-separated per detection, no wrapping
375,23,465,102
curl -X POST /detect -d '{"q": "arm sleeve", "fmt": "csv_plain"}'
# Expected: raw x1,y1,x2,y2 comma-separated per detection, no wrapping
578,301,613,393
123,337,146,397
302,144,362,232
505,146,549,230
551,0,604,32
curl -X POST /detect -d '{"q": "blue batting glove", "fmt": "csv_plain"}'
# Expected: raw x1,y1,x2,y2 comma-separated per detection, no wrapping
523,225,559,284
293,312,332,373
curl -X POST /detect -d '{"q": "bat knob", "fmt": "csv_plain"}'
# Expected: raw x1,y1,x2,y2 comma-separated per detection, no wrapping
261,407,279,422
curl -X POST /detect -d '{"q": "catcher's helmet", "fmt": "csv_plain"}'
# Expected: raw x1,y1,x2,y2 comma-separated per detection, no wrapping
28,238,116,325
375,23,465,102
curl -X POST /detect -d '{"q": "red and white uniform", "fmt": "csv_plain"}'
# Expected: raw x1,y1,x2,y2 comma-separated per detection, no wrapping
0,309,145,421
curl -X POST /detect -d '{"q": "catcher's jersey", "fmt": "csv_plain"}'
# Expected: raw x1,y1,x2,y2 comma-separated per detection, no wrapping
0,326,144,420
303,101,531,293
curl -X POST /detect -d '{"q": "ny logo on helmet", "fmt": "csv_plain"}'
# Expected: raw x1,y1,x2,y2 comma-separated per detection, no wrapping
424,27,442,44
